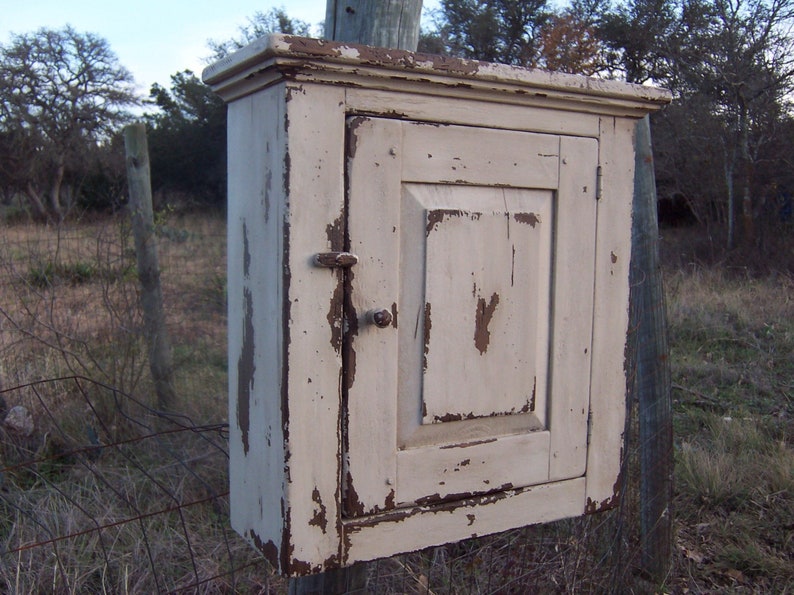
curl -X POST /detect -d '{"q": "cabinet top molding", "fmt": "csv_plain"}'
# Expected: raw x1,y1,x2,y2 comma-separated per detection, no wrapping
203,34,672,115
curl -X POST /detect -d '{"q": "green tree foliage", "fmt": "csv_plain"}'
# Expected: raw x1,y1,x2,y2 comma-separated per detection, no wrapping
0,26,139,221
598,0,678,83
145,8,311,209
423,0,605,75
432,0,550,66
146,71,227,206
75,135,129,213
208,7,312,60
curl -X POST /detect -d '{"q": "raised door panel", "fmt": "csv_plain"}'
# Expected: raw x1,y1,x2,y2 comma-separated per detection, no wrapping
418,185,552,425
345,119,598,516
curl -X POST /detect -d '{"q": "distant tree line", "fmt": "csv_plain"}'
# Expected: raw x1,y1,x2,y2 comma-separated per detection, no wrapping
1,2,792,258
143,9,311,209
0,9,308,221
420,0,794,255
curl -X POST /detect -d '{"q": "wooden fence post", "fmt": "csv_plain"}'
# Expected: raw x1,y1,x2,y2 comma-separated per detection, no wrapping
123,123,177,412
324,0,423,50
630,115,674,583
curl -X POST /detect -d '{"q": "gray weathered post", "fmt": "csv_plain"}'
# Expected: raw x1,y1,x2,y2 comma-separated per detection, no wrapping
287,3,424,593
123,123,177,412
629,115,673,583
324,0,423,50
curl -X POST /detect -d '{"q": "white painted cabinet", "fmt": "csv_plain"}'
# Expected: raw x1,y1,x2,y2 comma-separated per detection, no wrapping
203,34,670,576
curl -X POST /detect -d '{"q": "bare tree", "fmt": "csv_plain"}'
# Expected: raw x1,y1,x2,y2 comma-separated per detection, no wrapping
596,0,794,250
660,0,794,248
0,26,139,221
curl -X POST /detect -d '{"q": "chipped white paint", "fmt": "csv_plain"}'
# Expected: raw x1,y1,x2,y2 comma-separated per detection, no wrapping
202,34,671,114
344,116,401,518
224,88,287,571
205,34,671,576
584,115,641,511
345,120,599,516
421,202,550,423
345,478,587,562
548,136,599,481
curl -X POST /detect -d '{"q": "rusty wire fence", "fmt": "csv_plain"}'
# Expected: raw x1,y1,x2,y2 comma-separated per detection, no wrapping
0,377,656,593
0,375,272,593
0,214,666,593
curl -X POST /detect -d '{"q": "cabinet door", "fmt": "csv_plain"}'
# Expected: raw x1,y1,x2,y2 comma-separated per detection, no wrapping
343,117,598,517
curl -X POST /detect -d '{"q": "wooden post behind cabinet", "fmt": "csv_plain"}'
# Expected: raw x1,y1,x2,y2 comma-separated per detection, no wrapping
202,34,671,576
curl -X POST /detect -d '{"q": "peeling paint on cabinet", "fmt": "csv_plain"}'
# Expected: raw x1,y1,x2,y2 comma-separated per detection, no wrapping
204,34,670,576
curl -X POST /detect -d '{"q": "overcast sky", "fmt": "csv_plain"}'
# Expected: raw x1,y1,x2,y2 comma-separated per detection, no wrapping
0,1,441,96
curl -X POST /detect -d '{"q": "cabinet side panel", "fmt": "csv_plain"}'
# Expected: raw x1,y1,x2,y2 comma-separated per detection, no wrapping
227,88,288,571
584,116,635,512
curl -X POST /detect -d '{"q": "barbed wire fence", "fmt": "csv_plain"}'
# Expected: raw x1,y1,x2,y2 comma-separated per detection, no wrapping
0,212,669,593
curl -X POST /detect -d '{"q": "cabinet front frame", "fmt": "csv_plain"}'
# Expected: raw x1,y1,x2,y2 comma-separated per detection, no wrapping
231,79,636,572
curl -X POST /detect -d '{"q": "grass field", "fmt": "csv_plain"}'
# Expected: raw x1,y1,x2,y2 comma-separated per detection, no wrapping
0,213,791,592
665,265,793,592
0,212,227,418
0,212,261,592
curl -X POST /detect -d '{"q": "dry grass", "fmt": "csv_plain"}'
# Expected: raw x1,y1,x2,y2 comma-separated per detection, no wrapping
1,213,792,592
0,212,260,592
0,377,273,593
0,213,228,419
666,265,794,593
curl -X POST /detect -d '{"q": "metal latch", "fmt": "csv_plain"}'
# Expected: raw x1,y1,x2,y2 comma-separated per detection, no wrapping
313,252,359,268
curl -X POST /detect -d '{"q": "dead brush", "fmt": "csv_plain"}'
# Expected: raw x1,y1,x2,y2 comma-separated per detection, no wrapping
0,213,249,592
0,376,269,594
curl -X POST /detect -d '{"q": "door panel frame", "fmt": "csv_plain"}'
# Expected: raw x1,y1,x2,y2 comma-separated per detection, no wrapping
344,118,599,517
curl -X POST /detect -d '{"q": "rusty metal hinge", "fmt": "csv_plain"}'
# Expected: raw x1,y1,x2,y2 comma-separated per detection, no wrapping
313,252,359,268
595,165,603,201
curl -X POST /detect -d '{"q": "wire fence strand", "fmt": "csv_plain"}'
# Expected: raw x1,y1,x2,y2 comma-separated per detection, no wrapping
0,214,660,593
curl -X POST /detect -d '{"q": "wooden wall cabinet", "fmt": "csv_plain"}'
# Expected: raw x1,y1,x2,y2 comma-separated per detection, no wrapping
203,34,670,576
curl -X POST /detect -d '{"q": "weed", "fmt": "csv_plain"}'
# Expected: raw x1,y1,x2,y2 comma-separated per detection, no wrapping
667,266,794,416
27,260,98,288
1,214,227,407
